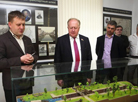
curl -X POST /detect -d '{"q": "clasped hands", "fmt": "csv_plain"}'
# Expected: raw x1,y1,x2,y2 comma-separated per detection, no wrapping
57,78,92,87
21,65,34,71
20,53,34,64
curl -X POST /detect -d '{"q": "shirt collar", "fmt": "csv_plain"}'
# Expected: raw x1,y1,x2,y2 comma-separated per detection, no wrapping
9,30,24,39
105,34,114,38
70,34,79,40
134,33,138,37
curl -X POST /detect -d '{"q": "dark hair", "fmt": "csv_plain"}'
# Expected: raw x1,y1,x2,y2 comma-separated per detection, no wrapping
116,25,123,30
8,10,25,22
107,20,117,28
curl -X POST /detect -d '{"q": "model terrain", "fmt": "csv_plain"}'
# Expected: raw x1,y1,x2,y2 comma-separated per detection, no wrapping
17,76,138,102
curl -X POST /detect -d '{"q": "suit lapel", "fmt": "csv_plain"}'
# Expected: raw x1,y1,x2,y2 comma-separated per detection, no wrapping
79,35,84,59
102,35,105,51
8,31,25,54
66,34,73,60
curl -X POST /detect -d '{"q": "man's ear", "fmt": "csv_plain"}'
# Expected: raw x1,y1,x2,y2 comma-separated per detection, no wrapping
8,22,11,28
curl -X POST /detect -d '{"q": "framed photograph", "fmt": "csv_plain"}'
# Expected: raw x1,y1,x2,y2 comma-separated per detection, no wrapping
24,25,36,43
39,44,47,56
21,9,32,24
38,26,55,42
103,14,132,36
104,16,110,30
48,44,55,56
35,10,44,25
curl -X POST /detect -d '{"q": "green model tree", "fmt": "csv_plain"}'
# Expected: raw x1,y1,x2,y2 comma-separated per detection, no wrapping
124,90,126,94
55,87,58,91
112,84,118,97
86,82,89,86
78,82,82,91
78,82,82,86
113,76,118,83
127,84,133,94
95,91,99,99
64,95,67,102
44,88,47,94
66,88,69,93
107,80,110,87
133,86,138,93
106,88,110,97
97,82,100,89
94,82,97,86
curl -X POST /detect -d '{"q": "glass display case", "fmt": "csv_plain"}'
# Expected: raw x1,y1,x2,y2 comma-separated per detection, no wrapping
11,58,138,102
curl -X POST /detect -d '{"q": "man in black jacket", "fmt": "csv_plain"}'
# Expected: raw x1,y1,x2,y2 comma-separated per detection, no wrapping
96,20,126,82
0,11,38,102
115,25,129,56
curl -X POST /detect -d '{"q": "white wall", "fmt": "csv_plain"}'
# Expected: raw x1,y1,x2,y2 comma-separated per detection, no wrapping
103,0,133,11
132,0,138,34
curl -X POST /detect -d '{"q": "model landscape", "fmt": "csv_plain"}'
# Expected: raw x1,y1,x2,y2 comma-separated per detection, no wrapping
17,76,138,102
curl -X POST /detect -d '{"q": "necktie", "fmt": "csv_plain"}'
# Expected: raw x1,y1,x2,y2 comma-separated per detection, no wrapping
74,38,80,72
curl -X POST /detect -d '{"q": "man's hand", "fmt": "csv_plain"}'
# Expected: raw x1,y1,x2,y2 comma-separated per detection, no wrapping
87,78,92,84
20,54,34,64
21,65,34,71
57,80,64,87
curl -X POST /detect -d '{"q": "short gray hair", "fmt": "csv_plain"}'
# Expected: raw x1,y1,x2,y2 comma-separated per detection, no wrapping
67,18,81,26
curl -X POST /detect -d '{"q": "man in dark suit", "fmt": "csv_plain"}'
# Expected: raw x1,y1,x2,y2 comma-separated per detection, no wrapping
54,18,92,87
0,11,38,102
54,18,92,62
95,20,125,82
115,25,129,56
96,21,125,60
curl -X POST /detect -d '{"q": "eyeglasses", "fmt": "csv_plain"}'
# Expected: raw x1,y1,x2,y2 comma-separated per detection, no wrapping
116,29,122,31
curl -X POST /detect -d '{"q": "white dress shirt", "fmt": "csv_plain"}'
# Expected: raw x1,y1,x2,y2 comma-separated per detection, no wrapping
129,33,138,56
10,30,25,54
69,34,82,72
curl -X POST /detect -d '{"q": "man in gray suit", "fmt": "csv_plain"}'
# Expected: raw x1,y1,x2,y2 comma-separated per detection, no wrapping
0,11,38,102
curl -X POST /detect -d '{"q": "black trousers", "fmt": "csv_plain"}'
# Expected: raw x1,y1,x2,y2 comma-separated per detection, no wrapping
4,89,13,102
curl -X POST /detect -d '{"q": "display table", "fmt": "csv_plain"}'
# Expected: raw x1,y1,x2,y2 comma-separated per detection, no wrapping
10,58,138,102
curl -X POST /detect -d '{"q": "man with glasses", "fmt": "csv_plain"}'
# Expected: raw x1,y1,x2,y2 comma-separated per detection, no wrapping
115,25,129,56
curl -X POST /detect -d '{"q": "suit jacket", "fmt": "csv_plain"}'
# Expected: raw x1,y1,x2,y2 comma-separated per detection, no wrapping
55,61,92,87
0,31,38,90
54,34,92,63
96,34,125,60
120,35,129,56
120,35,129,49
